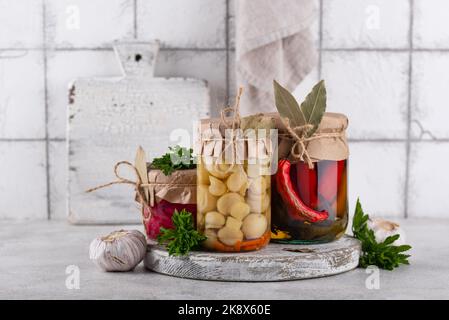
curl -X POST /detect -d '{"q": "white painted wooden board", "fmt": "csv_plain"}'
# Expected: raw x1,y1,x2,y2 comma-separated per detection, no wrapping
144,236,361,281
68,42,210,224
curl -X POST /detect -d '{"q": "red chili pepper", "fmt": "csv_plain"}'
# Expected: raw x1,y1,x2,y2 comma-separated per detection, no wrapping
296,160,318,209
276,159,328,223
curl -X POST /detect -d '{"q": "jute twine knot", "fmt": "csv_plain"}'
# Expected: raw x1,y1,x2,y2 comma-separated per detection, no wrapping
282,118,345,169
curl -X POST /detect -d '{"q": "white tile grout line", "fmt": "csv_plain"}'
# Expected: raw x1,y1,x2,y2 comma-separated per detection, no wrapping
404,0,415,219
7,47,449,52
42,0,51,220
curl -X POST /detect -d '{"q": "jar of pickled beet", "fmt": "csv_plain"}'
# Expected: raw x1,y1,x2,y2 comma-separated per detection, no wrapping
271,112,349,243
197,112,274,252
141,168,197,240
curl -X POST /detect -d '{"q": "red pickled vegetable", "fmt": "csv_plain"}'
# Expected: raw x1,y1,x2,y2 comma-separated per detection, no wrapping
296,160,318,209
276,159,328,223
144,200,197,239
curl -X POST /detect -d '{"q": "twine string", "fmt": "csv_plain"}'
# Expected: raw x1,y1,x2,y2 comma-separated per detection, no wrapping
212,86,244,174
282,117,345,169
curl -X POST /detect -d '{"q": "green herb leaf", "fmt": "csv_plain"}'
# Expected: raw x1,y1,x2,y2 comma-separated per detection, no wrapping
151,145,196,176
273,80,306,128
352,198,412,270
157,209,207,256
300,80,327,137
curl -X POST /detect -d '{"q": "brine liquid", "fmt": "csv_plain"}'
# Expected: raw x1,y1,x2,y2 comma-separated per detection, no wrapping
271,160,348,243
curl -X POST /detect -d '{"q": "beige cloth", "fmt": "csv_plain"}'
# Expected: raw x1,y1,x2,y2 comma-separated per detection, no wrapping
236,0,318,114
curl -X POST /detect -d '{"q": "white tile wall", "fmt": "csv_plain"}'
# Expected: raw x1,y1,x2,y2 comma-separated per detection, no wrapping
137,0,226,49
0,0,43,48
1,0,449,220
0,141,47,220
47,50,122,139
155,50,227,114
411,52,449,140
321,51,409,139
414,0,449,49
45,0,134,48
408,142,449,218
348,142,406,218
322,0,410,49
0,51,46,139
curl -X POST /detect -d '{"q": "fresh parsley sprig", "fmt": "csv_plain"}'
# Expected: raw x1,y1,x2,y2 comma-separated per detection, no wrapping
151,145,196,176
157,209,206,256
352,198,412,270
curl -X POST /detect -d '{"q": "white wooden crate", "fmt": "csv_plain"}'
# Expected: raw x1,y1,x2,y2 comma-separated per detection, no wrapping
68,41,210,224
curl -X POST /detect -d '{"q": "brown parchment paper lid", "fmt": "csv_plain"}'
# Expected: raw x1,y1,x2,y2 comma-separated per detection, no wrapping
142,168,196,205
273,112,349,162
197,114,274,161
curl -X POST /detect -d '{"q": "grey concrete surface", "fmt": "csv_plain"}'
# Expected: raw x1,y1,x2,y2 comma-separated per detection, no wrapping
0,219,448,299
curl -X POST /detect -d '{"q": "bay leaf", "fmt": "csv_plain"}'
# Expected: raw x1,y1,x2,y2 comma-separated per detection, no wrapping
273,80,306,127
135,146,149,202
300,80,327,137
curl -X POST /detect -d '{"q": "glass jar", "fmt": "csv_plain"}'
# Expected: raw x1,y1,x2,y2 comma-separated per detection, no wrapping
271,112,349,244
141,168,197,240
143,201,197,240
271,159,348,243
197,158,271,252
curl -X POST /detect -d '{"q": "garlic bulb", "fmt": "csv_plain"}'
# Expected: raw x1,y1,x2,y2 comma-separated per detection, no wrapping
89,230,147,272
368,218,406,245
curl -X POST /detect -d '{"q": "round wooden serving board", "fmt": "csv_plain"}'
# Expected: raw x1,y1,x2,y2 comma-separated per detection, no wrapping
144,236,361,281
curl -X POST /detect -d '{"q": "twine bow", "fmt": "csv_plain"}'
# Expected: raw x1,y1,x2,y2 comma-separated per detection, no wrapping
86,161,196,209
282,118,345,169
86,161,151,209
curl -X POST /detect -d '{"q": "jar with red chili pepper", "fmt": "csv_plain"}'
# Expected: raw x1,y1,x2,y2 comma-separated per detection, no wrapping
271,113,349,243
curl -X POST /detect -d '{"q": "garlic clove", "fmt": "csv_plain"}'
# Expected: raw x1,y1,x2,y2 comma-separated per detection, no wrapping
208,176,227,196
216,192,245,215
242,214,268,240
197,163,210,185
205,211,226,229
217,226,244,246
247,192,270,213
198,184,218,212
226,167,248,192
225,216,243,230
368,218,407,245
248,176,267,195
229,202,250,221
